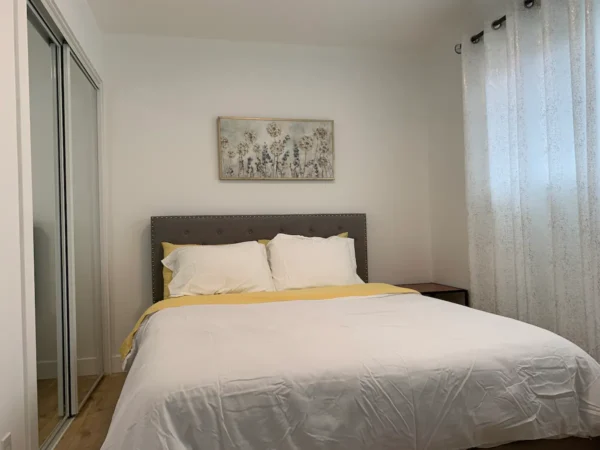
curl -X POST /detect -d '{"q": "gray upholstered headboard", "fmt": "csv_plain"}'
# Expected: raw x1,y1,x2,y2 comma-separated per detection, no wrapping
151,214,368,303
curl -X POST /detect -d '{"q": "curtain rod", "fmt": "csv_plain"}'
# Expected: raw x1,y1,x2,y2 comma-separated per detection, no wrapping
454,0,535,55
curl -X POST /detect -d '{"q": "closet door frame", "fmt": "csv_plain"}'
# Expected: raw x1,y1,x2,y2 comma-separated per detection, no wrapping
20,1,109,448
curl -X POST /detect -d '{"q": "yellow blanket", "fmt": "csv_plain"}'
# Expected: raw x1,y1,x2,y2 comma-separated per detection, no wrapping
120,283,416,360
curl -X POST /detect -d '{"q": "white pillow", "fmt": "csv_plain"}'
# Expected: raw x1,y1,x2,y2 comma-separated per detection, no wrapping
162,241,275,296
267,234,364,291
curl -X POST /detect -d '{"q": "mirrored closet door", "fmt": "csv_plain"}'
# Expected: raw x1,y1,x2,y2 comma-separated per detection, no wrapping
64,46,104,412
28,13,67,446
28,1,104,447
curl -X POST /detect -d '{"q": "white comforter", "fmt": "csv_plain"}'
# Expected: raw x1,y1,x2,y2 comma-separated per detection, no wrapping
102,293,600,450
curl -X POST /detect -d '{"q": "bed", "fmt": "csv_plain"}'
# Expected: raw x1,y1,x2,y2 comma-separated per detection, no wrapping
102,214,600,450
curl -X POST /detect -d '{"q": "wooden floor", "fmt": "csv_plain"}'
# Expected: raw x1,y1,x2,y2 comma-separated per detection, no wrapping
37,378,62,444
55,373,126,450
78,375,101,404
37,375,104,445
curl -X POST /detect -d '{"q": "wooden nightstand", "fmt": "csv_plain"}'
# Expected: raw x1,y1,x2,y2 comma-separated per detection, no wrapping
397,283,469,307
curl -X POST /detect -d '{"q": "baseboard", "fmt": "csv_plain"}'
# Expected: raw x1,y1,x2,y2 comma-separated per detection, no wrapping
37,360,58,380
37,356,101,379
111,354,124,373
78,356,101,376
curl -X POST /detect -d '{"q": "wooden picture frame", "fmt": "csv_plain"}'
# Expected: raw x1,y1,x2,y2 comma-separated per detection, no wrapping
218,117,334,181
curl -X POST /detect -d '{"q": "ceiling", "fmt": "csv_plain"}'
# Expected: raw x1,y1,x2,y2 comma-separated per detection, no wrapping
87,0,470,48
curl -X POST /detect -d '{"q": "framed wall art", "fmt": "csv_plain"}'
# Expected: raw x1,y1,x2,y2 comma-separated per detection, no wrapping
218,117,334,180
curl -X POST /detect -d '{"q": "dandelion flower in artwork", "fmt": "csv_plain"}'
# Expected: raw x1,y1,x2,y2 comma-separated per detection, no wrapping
317,155,329,168
253,144,261,155
244,130,257,144
318,140,331,154
270,140,285,157
220,137,229,150
266,122,282,138
237,142,250,157
262,145,272,162
314,127,328,140
225,167,234,177
298,135,314,151
227,150,236,159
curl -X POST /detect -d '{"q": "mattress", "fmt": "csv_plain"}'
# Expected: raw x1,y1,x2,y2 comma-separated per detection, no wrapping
101,292,600,450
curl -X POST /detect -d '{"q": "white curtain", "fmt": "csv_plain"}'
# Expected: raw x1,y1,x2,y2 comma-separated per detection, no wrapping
463,0,600,359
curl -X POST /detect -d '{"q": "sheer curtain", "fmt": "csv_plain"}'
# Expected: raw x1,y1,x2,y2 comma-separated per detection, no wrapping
463,0,600,359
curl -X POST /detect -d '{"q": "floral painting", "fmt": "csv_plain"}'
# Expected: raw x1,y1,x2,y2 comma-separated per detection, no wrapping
218,117,334,180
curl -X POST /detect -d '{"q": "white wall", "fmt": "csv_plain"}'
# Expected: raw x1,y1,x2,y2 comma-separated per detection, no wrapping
425,28,470,289
425,0,511,290
105,35,434,369
1,0,31,448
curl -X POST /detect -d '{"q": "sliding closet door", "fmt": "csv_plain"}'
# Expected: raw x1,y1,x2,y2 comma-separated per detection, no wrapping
63,46,103,412
27,14,67,446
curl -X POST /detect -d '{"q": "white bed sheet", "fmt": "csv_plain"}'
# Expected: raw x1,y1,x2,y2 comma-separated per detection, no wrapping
102,293,600,450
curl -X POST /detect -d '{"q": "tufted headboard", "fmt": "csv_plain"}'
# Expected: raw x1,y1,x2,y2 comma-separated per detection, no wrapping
150,214,368,303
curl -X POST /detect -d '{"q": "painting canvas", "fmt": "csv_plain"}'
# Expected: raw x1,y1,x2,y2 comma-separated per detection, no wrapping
218,117,334,180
